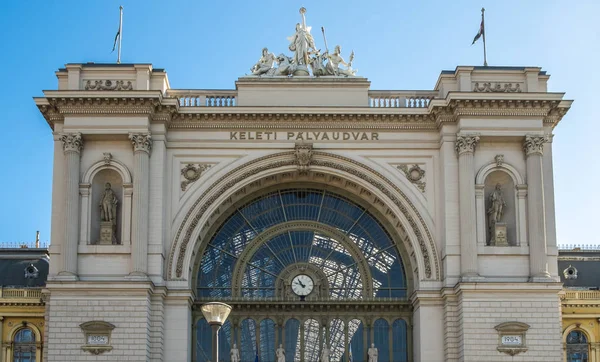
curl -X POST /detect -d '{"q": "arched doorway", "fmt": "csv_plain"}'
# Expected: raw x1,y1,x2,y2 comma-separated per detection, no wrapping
192,187,412,361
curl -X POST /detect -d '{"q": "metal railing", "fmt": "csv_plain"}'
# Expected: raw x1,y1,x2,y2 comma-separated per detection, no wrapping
0,241,48,249
558,244,600,251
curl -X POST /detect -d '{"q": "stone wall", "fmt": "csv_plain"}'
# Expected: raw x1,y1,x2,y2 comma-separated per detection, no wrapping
45,290,154,361
456,284,562,362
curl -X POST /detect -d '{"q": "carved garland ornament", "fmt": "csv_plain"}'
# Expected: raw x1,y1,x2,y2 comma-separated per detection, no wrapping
59,132,83,154
473,82,522,93
84,80,134,91
169,151,439,281
397,164,426,193
181,164,213,191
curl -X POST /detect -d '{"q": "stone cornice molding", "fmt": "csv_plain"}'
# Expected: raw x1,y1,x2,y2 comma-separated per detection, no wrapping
523,134,549,156
35,91,571,131
455,134,480,155
59,132,83,154
129,133,152,154
34,92,178,130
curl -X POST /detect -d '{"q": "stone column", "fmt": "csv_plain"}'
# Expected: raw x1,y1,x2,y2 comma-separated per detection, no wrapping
58,133,83,278
455,134,480,279
129,133,152,277
524,135,551,280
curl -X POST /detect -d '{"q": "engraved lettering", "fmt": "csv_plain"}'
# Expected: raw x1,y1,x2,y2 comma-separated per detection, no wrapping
372,132,379,140
287,132,294,140
230,132,238,140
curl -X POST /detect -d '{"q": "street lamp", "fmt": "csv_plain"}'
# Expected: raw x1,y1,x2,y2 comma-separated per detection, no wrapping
200,302,232,362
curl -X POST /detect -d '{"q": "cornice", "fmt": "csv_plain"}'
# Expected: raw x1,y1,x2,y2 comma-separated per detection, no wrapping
34,91,572,131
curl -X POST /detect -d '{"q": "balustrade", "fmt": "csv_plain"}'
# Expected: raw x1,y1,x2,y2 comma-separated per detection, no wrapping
368,91,437,108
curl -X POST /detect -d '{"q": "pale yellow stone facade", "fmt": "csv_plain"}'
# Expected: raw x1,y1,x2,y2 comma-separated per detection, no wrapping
34,63,571,361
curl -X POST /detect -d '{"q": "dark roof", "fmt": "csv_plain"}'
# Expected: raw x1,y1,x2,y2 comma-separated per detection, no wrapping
0,248,49,287
558,249,600,289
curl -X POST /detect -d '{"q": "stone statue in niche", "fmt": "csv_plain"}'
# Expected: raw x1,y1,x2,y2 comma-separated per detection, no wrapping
487,183,508,246
321,344,330,362
230,344,240,362
276,344,286,362
368,343,378,362
99,182,119,244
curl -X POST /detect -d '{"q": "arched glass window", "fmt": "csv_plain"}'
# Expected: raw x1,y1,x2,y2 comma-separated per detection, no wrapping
567,330,589,362
13,328,36,362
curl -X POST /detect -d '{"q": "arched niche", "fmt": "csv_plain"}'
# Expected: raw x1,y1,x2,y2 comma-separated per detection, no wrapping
80,159,132,245
475,161,527,247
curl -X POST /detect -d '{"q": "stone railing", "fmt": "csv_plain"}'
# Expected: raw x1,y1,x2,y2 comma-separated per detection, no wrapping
368,91,438,108
167,90,237,107
168,89,440,108
558,244,600,251
562,290,600,300
0,287,43,299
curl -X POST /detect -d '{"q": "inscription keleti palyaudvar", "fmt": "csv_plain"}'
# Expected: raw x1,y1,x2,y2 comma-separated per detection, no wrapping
230,131,379,141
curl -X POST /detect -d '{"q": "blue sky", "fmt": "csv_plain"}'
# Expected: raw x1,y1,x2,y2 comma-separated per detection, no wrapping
0,0,597,245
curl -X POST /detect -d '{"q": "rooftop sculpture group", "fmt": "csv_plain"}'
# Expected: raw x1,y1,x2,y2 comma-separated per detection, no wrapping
250,7,357,77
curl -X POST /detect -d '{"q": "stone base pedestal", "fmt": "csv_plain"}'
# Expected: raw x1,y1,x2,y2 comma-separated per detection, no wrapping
293,65,310,76
492,223,508,246
99,221,116,245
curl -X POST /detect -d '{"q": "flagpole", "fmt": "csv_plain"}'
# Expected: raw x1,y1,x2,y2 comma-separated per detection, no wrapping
481,7,488,66
117,6,123,64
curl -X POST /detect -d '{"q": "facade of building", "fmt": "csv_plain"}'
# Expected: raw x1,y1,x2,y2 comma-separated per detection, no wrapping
559,246,600,362
0,240,49,362
33,16,572,361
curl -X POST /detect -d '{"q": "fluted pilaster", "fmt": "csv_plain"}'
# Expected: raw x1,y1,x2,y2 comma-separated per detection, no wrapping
455,134,480,280
59,132,83,278
524,135,551,280
129,132,152,277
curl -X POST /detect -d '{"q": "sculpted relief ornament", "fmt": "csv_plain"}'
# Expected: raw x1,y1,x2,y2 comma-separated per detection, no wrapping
85,79,134,91
248,7,358,77
295,143,313,173
181,163,213,191
523,134,549,156
129,133,152,154
455,134,480,154
60,132,83,153
397,164,426,193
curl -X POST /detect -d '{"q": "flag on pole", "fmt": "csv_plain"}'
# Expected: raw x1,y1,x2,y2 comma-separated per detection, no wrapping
111,25,120,52
471,16,484,45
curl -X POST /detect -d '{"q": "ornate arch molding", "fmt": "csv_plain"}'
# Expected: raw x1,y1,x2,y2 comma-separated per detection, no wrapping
7,321,43,342
230,221,374,297
168,151,440,283
562,324,595,343
475,160,527,246
82,158,132,184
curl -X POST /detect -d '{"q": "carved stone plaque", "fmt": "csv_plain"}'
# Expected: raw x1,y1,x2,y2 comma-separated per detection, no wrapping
87,335,109,345
99,221,115,245
501,335,522,346
493,223,508,246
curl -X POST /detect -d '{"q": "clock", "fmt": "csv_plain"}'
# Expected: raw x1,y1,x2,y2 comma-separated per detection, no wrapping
291,274,314,296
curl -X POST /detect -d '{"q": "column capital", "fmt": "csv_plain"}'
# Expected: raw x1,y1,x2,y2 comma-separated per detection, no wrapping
455,134,480,155
129,132,152,154
523,134,549,156
59,132,83,154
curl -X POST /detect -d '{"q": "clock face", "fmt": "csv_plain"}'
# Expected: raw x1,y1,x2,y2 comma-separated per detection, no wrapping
291,274,314,296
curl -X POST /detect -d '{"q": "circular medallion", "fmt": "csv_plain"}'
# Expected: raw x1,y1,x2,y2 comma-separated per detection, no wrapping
291,274,314,296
